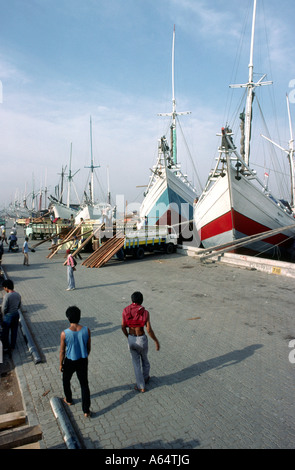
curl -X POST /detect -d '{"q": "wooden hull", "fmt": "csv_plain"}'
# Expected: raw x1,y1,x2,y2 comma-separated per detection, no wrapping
194,163,295,255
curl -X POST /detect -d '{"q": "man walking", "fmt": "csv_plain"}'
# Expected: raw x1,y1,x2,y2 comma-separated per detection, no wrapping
122,291,160,393
59,306,91,417
1,279,21,354
22,236,32,265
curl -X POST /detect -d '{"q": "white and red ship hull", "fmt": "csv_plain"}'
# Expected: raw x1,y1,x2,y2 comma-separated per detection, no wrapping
194,162,295,255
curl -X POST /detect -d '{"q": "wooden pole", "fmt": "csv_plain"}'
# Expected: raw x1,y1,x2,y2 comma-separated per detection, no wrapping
47,221,83,259
31,228,69,249
62,225,103,265
200,223,295,260
50,228,93,250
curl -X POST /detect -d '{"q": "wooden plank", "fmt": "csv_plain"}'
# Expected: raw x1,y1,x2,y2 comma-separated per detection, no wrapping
82,239,112,267
31,227,69,249
50,228,93,250
93,237,125,268
82,232,125,268
94,239,125,268
0,424,42,449
199,222,295,259
62,226,102,265
47,221,83,258
0,411,26,430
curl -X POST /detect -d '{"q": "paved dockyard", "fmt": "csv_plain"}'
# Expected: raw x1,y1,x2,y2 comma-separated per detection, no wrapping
1,227,295,450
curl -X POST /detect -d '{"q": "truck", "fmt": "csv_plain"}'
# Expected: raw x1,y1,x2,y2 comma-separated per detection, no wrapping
121,225,178,259
25,220,71,240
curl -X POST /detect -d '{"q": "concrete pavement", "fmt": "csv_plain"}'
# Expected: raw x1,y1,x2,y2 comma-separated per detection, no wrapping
1,229,295,450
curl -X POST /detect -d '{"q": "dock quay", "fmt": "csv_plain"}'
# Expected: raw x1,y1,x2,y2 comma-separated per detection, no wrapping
0,226,294,451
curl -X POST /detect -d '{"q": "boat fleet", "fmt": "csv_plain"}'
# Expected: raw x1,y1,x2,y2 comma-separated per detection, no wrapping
2,0,295,259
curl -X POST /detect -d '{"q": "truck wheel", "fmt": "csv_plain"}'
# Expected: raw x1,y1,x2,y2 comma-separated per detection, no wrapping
165,243,175,254
135,247,145,259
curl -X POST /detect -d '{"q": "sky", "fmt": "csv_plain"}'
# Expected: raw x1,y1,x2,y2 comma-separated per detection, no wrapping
1,0,295,213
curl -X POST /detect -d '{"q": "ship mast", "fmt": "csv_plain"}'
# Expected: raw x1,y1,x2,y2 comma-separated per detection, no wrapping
66,142,80,208
230,0,272,166
158,25,191,165
261,94,295,209
171,24,177,163
85,116,100,204
287,93,295,208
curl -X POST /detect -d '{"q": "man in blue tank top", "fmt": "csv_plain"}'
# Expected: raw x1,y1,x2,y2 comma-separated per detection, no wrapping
59,306,91,417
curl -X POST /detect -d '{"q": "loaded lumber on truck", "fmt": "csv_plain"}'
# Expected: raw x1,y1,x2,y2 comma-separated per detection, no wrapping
82,232,125,268
81,225,177,268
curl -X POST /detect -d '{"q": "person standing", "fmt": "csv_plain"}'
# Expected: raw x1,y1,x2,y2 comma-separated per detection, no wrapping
66,249,76,290
0,237,4,266
59,306,91,417
1,226,7,245
8,231,18,252
1,279,21,354
22,236,31,265
121,291,160,393
71,236,82,260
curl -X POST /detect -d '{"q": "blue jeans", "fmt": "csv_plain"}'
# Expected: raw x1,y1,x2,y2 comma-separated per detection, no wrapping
128,334,150,390
67,266,75,289
2,313,20,350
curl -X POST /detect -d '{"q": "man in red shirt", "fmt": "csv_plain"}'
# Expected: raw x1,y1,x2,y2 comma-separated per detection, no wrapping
122,291,160,392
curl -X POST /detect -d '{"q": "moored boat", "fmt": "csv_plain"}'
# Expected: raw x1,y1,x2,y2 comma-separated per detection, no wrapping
49,144,81,220
139,26,199,235
194,0,295,257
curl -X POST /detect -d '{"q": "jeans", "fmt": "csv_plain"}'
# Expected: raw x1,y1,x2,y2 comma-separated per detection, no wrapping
62,357,90,414
128,334,150,390
67,266,75,289
2,313,20,350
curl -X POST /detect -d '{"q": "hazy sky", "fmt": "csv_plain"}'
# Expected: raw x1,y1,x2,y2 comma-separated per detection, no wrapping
1,0,295,211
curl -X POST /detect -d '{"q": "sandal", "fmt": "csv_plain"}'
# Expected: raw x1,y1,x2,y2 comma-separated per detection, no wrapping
134,386,145,393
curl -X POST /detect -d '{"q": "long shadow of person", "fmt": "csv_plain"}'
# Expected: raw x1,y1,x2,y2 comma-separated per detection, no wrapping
88,344,263,418
154,344,264,386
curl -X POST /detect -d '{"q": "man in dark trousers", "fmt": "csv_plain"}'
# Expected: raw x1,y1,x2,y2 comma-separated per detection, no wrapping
1,279,21,354
59,306,91,417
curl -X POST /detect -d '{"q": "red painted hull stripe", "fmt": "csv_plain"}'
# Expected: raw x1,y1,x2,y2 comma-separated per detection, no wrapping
201,210,289,245
201,211,232,240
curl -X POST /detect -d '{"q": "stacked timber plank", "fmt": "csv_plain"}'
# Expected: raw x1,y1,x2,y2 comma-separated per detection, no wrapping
0,411,42,449
82,232,125,268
